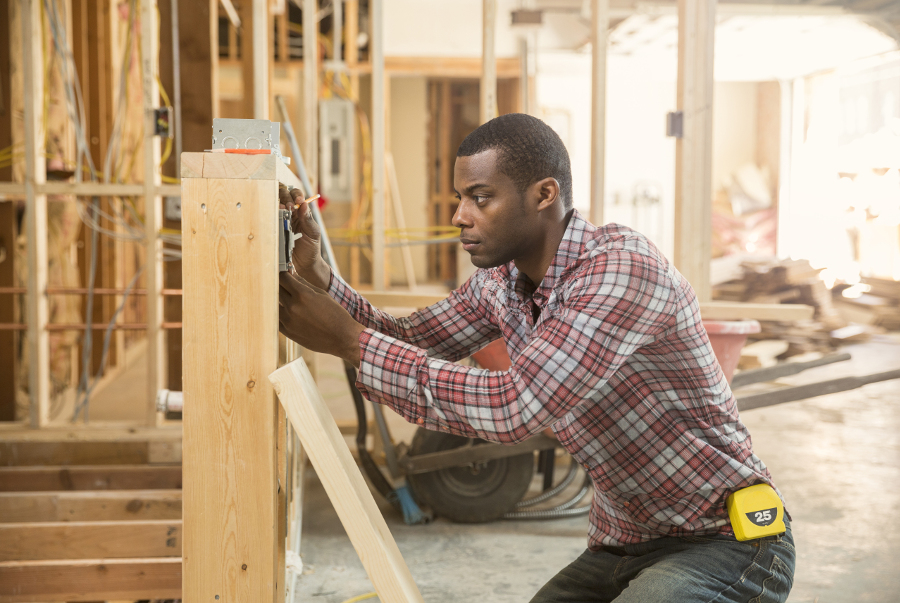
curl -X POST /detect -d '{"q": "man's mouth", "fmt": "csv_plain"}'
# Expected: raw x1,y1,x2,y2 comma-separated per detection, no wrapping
459,238,479,251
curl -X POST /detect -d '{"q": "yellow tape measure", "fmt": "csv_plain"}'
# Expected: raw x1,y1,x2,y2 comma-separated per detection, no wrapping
726,483,785,541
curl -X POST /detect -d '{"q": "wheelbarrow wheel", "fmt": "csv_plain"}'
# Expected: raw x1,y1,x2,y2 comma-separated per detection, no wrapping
406,428,534,523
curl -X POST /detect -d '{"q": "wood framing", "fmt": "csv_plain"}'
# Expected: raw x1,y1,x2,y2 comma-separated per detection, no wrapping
270,358,423,603
0,520,181,560
0,490,182,522
0,465,182,492
181,152,296,602
0,558,182,602
21,0,50,427
141,0,165,425
372,0,387,290
481,0,498,124
590,0,609,227
674,0,716,302
0,438,181,466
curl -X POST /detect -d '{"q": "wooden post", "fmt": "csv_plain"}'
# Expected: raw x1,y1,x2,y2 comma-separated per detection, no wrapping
141,0,164,425
269,358,423,603
674,0,716,302
0,0,16,419
481,0,497,124
303,0,318,195
181,152,292,601
252,0,268,118
346,0,361,286
371,0,386,290
21,0,50,427
590,0,608,227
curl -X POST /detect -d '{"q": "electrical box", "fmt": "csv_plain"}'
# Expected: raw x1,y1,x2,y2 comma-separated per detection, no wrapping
319,98,355,203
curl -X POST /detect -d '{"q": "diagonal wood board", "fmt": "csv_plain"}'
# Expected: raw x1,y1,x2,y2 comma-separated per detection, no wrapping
269,358,423,603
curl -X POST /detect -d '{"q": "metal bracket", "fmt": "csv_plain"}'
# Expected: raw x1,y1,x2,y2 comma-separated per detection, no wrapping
666,111,683,138
211,118,282,156
278,209,295,272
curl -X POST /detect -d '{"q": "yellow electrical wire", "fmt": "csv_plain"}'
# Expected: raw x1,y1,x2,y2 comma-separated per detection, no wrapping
339,593,378,603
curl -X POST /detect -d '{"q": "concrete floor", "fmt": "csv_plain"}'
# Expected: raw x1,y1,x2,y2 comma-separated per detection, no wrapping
293,335,900,603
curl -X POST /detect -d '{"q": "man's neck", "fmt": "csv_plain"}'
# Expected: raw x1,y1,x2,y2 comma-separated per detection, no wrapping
514,209,574,285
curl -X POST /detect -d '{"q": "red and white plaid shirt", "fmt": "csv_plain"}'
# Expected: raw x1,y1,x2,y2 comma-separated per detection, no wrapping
328,210,785,548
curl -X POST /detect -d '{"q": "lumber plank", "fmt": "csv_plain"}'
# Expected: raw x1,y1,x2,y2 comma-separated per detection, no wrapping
0,558,181,602
182,173,284,601
0,520,182,561
270,358,424,603
21,0,50,427
0,441,150,466
0,425,181,442
0,465,181,492
0,490,182,523
699,301,814,321
181,151,276,180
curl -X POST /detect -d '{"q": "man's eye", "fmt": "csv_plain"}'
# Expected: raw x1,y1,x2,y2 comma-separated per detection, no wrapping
474,196,486,205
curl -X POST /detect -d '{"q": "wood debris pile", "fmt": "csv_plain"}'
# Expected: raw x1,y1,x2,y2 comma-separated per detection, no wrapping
713,258,847,359
833,277,900,331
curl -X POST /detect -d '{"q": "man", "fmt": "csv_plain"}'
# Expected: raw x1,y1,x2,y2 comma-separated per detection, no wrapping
278,113,795,602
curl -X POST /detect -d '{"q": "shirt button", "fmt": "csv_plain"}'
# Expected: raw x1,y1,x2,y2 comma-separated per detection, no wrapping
416,418,425,425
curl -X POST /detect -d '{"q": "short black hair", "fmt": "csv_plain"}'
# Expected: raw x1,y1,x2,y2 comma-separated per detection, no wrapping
457,113,573,210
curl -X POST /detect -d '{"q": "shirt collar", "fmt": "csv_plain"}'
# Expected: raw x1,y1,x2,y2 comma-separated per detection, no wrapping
501,209,596,304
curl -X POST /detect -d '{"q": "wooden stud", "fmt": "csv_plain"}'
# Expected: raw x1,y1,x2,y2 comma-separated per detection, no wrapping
0,465,182,492
674,0,716,302
590,0,608,227
181,152,291,602
0,557,182,602
0,440,176,466
0,520,182,561
303,0,318,195
386,153,418,289
141,0,165,425
371,0,386,290
481,0,497,124
0,0,15,420
20,0,50,427
0,489,182,523
269,358,424,603
253,0,269,118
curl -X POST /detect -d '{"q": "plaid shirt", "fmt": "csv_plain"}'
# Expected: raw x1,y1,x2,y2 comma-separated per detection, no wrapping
328,210,784,548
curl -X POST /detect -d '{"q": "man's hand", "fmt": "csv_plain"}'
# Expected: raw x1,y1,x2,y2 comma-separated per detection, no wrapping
277,187,331,290
278,271,364,368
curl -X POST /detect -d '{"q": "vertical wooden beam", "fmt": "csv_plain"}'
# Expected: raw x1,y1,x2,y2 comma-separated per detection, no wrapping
480,0,497,124
674,0,715,302
252,0,268,119
345,0,360,286
141,0,164,424
590,0,608,227
0,0,17,419
303,0,318,195
22,0,50,427
371,0,386,290
181,152,283,601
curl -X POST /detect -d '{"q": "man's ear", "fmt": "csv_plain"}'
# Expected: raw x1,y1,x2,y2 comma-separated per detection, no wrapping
534,177,561,212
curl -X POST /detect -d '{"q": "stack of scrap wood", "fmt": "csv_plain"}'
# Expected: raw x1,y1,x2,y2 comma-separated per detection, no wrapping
834,277,900,330
713,258,847,359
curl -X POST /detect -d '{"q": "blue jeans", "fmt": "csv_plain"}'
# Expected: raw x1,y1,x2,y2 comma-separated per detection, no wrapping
530,522,795,603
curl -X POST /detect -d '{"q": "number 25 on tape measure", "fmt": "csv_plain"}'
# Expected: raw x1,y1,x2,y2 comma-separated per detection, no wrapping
726,484,786,541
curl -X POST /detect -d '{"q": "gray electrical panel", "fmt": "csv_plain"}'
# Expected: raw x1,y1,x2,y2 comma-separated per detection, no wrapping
319,98,355,203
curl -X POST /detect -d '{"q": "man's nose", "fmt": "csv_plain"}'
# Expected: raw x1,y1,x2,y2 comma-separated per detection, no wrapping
452,200,471,228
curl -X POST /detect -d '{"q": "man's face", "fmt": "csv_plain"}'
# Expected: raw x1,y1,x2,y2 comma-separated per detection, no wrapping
452,149,537,269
